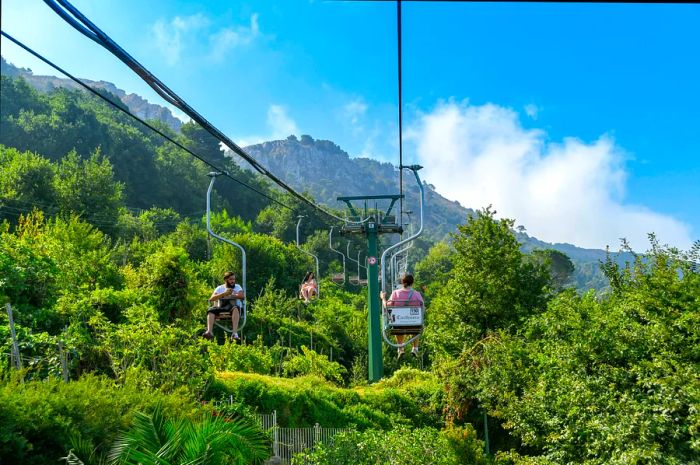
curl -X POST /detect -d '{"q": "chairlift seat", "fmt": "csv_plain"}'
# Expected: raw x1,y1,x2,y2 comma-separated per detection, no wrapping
211,298,244,324
331,273,344,283
384,304,424,336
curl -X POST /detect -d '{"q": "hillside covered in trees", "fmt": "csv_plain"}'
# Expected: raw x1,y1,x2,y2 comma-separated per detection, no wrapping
1,56,623,291
1,71,699,465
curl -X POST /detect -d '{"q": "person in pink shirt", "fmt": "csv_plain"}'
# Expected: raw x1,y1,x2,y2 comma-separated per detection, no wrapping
299,271,318,303
380,274,425,358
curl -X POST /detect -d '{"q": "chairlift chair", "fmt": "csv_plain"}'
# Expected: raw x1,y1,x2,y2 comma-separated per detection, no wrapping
205,172,248,336
379,165,426,349
382,298,424,348
296,216,320,301
328,227,346,285
357,251,368,286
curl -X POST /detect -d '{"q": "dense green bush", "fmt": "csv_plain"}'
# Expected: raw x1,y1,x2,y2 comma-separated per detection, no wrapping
122,243,203,323
292,425,488,465
95,311,213,394
207,368,446,430
282,345,347,384
208,335,279,375
0,375,197,465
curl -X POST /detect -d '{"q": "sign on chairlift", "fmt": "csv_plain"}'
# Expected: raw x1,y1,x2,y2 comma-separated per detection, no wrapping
386,306,423,327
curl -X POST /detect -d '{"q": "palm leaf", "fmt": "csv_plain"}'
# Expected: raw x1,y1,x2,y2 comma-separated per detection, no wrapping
106,406,269,465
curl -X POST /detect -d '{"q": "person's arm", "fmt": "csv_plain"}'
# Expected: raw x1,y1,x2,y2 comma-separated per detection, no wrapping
380,291,389,308
232,284,244,300
209,286,232,302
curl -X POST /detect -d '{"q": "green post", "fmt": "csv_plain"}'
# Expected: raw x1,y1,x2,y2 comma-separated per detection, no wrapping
366,216,383,382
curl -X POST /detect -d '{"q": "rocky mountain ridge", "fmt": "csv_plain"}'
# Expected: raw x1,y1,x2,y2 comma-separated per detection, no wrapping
235,135,628,290
1,57,183,132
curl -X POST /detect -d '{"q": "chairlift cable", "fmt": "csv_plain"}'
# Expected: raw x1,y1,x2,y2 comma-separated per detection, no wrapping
0,31,292,212
397,0,404,236
42,0,363,226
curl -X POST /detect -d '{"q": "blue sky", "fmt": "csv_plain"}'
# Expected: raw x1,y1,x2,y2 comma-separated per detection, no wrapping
2,0,698,251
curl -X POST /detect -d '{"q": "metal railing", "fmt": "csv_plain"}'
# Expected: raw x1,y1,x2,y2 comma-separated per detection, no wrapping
208,402,352,464
252,410,351,464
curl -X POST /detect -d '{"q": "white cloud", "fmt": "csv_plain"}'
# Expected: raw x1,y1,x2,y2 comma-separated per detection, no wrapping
405,99,694,251
338,98,388,159
151,14,209,66
207,14,260,63
524,103,539,120
343,99,368,127
267,105,299,139
230,104,299,148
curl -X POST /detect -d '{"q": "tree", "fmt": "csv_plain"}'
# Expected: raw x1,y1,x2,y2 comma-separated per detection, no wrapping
529,248,575,291
0,145,57,222
414,241,454,305
53,149,124,233
453,238,700,463
424,207,550,360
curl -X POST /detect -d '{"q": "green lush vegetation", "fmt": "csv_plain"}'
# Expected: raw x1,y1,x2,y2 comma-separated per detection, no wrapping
1,73,698,464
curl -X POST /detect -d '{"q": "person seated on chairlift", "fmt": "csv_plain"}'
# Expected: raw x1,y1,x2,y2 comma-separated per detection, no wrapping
299,271,318,303
202,271,245,341
380,273,424,359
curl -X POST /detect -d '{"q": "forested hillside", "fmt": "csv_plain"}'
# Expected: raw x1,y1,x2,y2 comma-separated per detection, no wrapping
1,70,698,465
1,56,624,291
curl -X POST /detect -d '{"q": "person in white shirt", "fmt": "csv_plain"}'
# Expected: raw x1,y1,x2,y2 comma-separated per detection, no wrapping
202,271,245,341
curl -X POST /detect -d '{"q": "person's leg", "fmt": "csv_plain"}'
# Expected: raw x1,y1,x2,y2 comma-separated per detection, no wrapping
396,334,405,357
231,307,240,339
208,312,216,333
203,311,216,339
411,335,420,355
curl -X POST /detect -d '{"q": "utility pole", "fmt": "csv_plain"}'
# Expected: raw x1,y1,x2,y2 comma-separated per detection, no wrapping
6,303,23,375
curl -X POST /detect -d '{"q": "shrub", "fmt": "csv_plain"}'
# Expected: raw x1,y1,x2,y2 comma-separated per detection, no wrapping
292,425,487,465
0,375,196,465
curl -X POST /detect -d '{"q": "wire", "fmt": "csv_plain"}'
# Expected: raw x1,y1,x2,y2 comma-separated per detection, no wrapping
42,0,361,225
0,30,293,213
396,0,404,235
0,199,209,229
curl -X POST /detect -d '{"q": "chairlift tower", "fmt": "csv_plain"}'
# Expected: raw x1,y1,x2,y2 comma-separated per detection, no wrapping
337,194,404,382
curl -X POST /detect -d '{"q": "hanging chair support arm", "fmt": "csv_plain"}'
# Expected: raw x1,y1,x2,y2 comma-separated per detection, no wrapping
380,165,424,296
329,227,346,283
